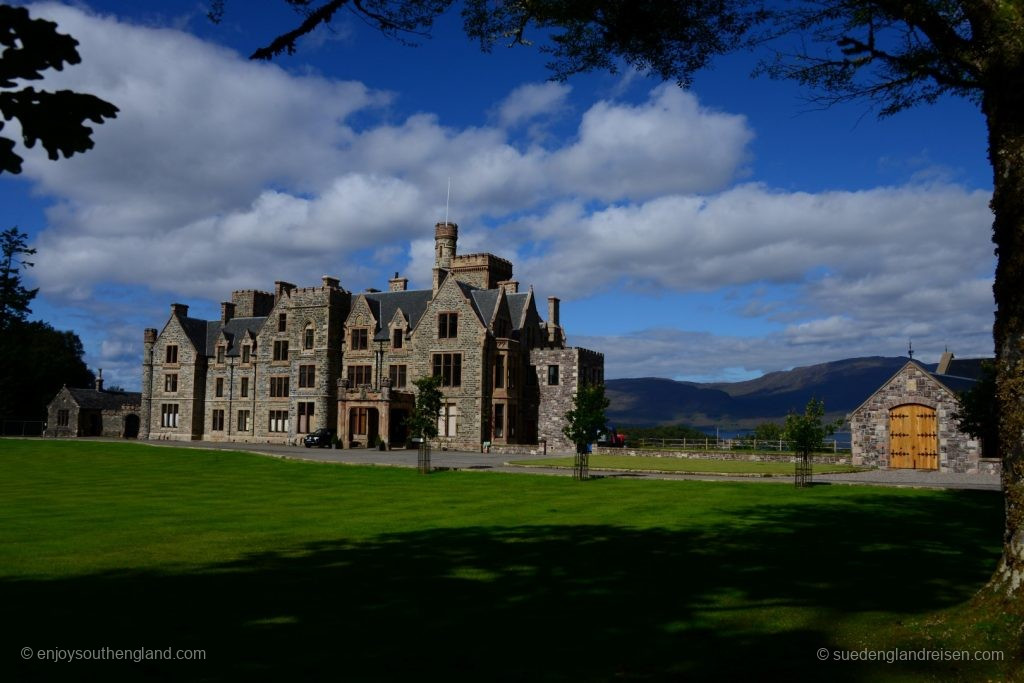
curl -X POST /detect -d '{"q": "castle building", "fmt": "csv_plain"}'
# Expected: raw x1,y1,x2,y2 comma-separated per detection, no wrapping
140,222,603,452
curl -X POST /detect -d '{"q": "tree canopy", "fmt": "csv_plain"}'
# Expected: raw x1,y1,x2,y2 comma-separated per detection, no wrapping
0,226,37,329
0,3,119,174
563,382,610,452
406,374,442,441
784,398,842,459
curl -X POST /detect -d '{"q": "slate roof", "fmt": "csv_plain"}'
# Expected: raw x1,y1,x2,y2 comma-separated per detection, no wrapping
908,359,981,395
507,292,529,327
941,358,990,382
363,289,433,340
470,289,499,326
67,387,141,410
205,317,266,356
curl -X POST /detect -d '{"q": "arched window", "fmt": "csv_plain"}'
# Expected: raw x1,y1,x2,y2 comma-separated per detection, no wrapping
303,322,315,350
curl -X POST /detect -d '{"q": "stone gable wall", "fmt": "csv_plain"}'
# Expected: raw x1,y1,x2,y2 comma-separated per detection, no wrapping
850,363,987,473
148,315,205,441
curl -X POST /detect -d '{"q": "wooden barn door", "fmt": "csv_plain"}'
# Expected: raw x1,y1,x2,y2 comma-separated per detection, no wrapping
888,404,939,470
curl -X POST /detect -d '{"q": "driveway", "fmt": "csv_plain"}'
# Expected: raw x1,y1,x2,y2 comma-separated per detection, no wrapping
129,439,1002,491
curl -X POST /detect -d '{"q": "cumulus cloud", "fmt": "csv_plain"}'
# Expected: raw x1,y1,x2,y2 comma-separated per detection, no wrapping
496,81,572,128
9,3,997,383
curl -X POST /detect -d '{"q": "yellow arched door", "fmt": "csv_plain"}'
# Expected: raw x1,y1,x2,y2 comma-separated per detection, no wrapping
889,404,938,470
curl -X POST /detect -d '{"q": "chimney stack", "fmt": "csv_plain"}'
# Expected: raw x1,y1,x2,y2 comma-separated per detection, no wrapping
274,281,296,301
389,272,408,292
94,369,104,392
170,303,189,318
221,301,235,324
547,297,560,328
499,280,519,294
322,275,340,289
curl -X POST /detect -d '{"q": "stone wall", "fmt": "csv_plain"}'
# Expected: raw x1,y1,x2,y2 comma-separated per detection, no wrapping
850,362,989,474
594,447,852,465
148,309,205,441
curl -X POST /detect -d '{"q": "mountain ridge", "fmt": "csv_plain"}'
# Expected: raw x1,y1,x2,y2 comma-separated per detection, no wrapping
605,356,927,429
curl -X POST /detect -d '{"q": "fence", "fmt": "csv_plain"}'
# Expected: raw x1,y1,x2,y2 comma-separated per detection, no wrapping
1,420,45,436
629,437,851,453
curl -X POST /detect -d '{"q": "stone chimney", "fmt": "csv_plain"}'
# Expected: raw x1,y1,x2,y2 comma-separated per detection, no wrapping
144,328,158,344
499,280,519,294
274,281,296,301
937,351,954,375
94,368,104,392
322,275,340,289
221,301,235,324
389,272,408,292
170,303,189,318
547,297,560,327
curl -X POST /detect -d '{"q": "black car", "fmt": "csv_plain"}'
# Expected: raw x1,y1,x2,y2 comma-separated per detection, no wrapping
303,428,335,448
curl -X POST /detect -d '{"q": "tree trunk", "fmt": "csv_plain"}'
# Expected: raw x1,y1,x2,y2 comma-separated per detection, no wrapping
984,74,1024,602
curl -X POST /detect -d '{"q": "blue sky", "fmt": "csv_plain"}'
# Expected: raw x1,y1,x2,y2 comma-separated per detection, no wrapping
3,1,996,390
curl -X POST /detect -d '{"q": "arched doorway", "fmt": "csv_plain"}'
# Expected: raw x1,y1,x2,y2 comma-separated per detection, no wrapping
888,404,938,470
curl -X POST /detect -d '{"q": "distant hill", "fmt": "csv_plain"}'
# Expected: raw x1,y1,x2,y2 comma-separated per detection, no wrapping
606,356,919,429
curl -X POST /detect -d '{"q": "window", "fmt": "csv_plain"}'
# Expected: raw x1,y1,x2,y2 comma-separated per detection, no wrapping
241,344,251,364
352,407,368,435
237,409,251,431
268,410,289,433
278,313,287,332
215,378,224,397
438,312,458,339
508,404,517,439
240,377,249,398
161,404,179,428
304,325,315,350
299,365,316,388
437,403,459,437
548,364,559,386
216,345,225,364
508,357,516,390
432,353,462,387
164,373,178,392
392,328,403,349
351,328,368,350
494,355,505,389
211,409,225,431
270,376,289,397
273,340,289,361
165,345,178,364
57,409,69,427
493,403,505,439
348,365,372,386
389,364,407,388
297,402,314,433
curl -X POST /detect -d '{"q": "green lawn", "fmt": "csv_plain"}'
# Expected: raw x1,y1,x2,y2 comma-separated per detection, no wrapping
1,440,1015,681
511,454,865,475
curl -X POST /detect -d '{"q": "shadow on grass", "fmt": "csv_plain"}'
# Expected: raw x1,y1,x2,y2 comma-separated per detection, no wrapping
6,490,1004,682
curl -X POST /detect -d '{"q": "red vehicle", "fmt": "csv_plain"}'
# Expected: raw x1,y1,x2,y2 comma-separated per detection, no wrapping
598,428,627,448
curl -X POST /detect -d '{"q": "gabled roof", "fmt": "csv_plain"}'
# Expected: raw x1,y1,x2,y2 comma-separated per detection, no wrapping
178,316,208,353
507,292,530,329
363,289,433,340
849,359,979,416
470,289,500,326
66,387,141,410
205,317,267,356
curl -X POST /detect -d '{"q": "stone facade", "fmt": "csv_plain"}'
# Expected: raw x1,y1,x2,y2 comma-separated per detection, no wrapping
46,373,141,438
849,360,998,475
140,222,603,453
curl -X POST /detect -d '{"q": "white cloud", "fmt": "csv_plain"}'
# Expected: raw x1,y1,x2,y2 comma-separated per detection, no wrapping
496,81,572,128
9,3,997,384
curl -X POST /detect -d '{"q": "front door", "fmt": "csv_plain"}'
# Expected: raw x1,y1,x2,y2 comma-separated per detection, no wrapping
888,404,939,470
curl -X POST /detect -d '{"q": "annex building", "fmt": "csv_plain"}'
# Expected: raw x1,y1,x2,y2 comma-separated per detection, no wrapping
140,222,603,452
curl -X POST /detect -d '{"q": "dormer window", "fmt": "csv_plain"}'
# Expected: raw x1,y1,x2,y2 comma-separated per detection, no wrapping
241,344,251,364
392,328,403,349
216,345,225,364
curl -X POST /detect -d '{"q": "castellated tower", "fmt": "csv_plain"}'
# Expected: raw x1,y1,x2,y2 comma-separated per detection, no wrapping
432,221,458,293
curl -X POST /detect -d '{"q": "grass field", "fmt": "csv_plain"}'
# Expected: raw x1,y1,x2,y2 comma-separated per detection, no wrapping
510,454,865,475
1,440,1017,681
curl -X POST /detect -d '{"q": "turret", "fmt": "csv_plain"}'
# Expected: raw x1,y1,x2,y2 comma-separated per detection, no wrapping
432,221,458,294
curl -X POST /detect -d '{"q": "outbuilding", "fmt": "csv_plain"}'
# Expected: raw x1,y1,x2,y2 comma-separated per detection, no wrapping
849,353,999,475
45,371,142,438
